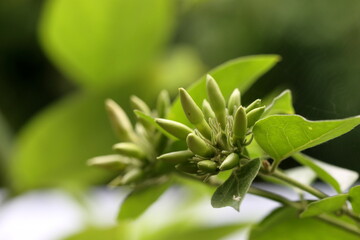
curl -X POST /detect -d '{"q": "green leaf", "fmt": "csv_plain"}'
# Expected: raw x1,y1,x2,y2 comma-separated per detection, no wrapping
293,153,358,193
167,55,280,125
300,194,348,218
118,181,171,220
250,206,359,240
253,115,360,162
211,158,261,211
39,0,173,88
263,89,294,117
349,185,360,214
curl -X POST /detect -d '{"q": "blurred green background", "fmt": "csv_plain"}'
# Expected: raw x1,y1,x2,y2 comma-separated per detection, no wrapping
0,0,359,195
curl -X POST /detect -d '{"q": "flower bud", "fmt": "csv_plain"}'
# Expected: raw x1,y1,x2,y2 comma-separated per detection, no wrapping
105,99,137,142
156,90,170,118
206,75,226,128
247,106,265,127
87,154,131,171
227,89,241,115
233,106,247,143
157,150,194,164
202,100,216,122
130,95,151,115
175,162,198,174
155,118,193,140
113,142,146,159
219,153,240,171
186,133,215,157
121,168,143,185
246,99,262,113
197,160,218,173
179,88,212,139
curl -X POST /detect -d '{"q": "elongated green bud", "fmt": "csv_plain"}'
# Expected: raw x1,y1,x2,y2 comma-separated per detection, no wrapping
156,90,170,118
186,133,215,157
206,75,226,128
105,99,137,142
179,88,212,139
130,95,151,115
246,99,262,113
197,160,218,173
113,142,146,159
233,106,247,142
219,153,240,171
87,154,131,171
121,168,143,185
228,89,241,115
247,106,265,127
155,118,193,140
157,150,194,164
179,88,204,124
175,162,198,174
202,99,216,122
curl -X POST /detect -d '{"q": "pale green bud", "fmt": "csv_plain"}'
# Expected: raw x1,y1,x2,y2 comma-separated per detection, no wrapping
186,133,215,157
179,88,204,124
247,106,265,127
175,162,198,174
105,99,137,142
113,142,146,159
179,88,212,139
121,168,143,185
156,90,170,118
202,100,216,122
130,95,151,115
227,89,241,115
219,153,240,171
157,150,194,164
155,118,193,140
246,99,262,113
206,75,226,128
87,154,131,171
233,106,247,143
197,160,218,173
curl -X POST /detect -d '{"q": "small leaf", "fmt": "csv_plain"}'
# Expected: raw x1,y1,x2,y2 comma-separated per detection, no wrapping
263,89,295,117
167,55,280,125
253,115,360,162
349,185,360,214
211,158,261,211
293,153,359,193
300,194,348,218
250,206,359,240
118,181,171,220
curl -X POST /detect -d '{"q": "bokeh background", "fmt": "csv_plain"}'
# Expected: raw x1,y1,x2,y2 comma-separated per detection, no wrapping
0,0,360,239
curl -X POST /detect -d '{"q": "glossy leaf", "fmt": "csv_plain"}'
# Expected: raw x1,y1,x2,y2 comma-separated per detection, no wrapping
118,181,171,220
263,89,294,117
300,194,348,218
293,153,358,193
349,185,360,214
253,115,360,162
167,55,280,125
39,0,173,88
250,207,359,240
211,158,261,211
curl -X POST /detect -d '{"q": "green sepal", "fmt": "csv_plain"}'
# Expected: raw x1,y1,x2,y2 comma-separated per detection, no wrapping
246,99,262,113
206,75,227,128
247,106,265,127
156,90,170,118
157,150,194,164
197,160,218,173
227,88,241,115
130,95,151,115
121,168,143,185
87,154,132,171
202,99,216,122
186,133,215,157
233,106,247,143
155,118,193,140
179,88,204,125
219,153,240,171
113,142,146,159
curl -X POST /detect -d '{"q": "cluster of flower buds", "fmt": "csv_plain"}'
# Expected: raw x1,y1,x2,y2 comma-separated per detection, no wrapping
88,90,172,187
157,75,265,177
